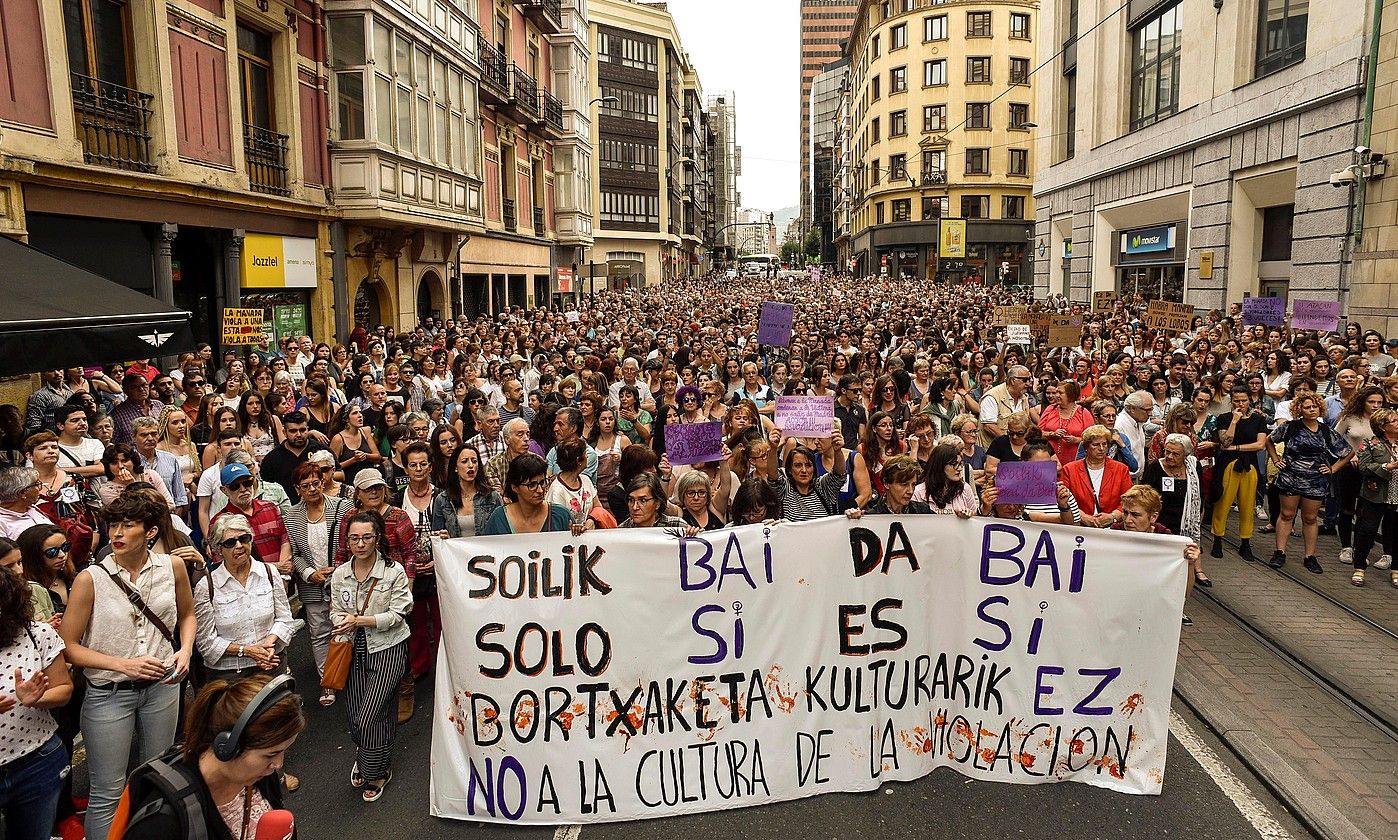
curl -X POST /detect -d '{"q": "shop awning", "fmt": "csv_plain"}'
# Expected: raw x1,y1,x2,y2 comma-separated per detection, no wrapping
0,235,193,376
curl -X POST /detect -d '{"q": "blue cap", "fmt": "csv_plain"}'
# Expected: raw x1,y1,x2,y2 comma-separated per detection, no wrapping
220,463,253,486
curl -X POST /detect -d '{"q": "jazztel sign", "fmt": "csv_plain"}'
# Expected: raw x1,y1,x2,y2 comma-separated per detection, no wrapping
1122,226,1174,255
242,234,318,289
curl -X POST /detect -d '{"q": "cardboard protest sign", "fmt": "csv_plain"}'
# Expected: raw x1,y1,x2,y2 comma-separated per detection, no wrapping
1242,296,1284,327
1290,299,1341,332
757,302,795,346
1142,300,1194,332
432,517,1188,824
993,460,1058,506
1007,324,1032,345
663,421,724,465
222,308,265,345
1028,311,1052,338
775,396,835,438
1093,291,1117,312
1047,315,1084,348
992,305,1029,327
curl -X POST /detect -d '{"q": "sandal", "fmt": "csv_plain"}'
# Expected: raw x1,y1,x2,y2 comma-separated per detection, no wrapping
320,690,336,707
1259,523,1275,534
350,761,363,788
1194,572,1212,588
362,770,391,803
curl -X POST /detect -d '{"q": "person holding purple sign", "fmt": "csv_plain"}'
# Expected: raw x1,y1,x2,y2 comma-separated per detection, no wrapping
911,444,977,517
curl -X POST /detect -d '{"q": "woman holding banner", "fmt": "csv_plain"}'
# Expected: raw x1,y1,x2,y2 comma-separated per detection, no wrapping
1061,425,1131,528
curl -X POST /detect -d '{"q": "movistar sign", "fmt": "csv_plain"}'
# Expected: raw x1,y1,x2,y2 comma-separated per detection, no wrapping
1123,225,1174,254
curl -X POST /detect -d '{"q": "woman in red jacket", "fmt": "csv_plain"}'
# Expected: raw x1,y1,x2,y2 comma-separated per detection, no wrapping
1061,425,1132,527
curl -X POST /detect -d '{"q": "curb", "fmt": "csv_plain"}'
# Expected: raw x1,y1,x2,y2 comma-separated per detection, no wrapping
1174,667,1372,840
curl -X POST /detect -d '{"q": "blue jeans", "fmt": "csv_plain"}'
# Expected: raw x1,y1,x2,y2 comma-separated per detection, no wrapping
0,734,68,840
81,681,180,840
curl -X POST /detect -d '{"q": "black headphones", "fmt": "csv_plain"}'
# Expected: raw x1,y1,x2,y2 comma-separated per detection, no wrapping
212,675,297,762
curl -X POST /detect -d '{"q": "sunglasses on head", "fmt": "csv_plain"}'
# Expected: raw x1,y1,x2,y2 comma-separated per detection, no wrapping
218,534,253,550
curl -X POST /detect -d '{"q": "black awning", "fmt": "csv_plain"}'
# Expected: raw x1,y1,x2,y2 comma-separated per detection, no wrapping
0,235,194,377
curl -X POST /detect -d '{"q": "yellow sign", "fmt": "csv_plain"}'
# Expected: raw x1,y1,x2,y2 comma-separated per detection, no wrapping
241,234,318,289
1199,251,1214,279
939,218,967,259
222,308,265,345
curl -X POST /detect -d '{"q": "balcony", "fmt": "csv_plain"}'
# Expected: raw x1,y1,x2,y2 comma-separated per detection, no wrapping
510,66,539,119
533,207,545,237
502,197,517,231
71,73,155,173
541,90,564,136
516,0,562,34
478,36,510,104
244,125,291,196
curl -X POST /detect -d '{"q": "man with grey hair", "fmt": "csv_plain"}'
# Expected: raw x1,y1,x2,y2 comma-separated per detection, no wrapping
1117,390,1155,481
608,357,655,411
132,416,188,517
0,465,52,538
466,404,507,461
485,417,531,492
977,365,1031,447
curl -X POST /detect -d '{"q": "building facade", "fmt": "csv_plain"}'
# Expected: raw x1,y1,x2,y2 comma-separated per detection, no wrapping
548,0,596,301
707,93,740,264
587,0,698,288
810,57,848,267
0,0,336,346
842,0,1037,283
1034,1,1364,310
800,0,859,235
1350,0,1398,334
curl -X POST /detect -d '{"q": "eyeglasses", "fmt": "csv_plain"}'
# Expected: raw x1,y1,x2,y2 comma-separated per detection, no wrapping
218,534,253,550
347,534,378,544
518,478,549,492
42,542,72,559
469,398,486,405
227,478,254,491
627,496,656,506
296,480,321,490
684,489,709,498
1009,430,1026,437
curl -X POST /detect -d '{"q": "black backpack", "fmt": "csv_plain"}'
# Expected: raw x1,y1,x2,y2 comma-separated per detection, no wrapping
112,747,211,840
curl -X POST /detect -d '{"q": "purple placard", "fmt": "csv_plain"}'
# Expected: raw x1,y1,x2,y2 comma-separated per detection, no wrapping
775,395,835,437
993,460,1058,506
664,421,724,466
757,301,795,346
1290,299,1341,332
1242,295,1285,327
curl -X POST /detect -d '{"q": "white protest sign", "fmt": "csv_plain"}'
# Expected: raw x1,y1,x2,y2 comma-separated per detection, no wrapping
431,517,1187,824
775,396,835,438
1007,324,1032,345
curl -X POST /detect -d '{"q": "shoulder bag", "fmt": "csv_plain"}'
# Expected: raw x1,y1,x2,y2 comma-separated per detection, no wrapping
322,577,375,691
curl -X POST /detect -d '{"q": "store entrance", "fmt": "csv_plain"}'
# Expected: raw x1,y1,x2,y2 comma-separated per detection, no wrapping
1118,265,1185,302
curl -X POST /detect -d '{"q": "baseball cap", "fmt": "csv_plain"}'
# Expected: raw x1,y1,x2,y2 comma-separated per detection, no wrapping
352,468,388,491
1386,339,1398,348
220,463,253,487
510,354,525,364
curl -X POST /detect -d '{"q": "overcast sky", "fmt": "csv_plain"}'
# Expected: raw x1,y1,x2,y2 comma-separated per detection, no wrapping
665,0,800,212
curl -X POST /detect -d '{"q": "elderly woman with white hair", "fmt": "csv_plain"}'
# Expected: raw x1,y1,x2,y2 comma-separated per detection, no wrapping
0,465,53,540
192,512,294,684
1142,432,1210,590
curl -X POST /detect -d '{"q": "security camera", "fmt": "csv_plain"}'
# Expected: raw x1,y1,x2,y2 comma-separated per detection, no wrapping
1331,168,1359,187
1356,146,1371,157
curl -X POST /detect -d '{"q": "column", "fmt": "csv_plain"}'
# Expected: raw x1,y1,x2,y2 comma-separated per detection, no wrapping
153,223,177,306
330,221,350,344
225,229,245,308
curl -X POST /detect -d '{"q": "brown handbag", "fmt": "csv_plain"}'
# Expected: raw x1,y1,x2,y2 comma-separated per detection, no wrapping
321,578,375,691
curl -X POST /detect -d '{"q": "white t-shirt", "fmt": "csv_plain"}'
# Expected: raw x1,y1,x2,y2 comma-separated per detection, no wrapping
546,474,598,519
56,436,105,470
196,463,224,502
0,622,63,763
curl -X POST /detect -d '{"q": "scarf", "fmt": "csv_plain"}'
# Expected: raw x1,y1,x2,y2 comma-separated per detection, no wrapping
1180,455,1202,543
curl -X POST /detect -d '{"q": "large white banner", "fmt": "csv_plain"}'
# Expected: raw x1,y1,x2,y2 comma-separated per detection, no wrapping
430,516,1187,824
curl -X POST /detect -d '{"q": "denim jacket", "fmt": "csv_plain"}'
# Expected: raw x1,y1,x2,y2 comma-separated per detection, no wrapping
428,488,502,537
328,556,412,654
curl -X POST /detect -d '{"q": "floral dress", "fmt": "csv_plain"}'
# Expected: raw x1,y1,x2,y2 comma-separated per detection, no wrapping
1270,421,1350,500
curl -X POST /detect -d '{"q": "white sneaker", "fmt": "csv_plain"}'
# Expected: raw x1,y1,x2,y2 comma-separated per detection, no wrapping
1255,504,1268,520
1339,547,1354,565
1375,554,1393,571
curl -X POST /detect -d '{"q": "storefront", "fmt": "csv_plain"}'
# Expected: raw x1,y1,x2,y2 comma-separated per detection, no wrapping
1115,223,1188,302
240,233,320,344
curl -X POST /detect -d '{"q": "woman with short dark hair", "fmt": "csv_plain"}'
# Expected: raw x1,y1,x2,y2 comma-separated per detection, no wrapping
480,454,579,535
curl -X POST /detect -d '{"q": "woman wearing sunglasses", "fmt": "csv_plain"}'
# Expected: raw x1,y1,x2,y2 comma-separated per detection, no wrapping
192,513,293,685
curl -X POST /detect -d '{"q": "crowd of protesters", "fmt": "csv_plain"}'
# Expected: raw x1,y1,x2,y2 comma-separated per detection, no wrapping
2,272,1397,838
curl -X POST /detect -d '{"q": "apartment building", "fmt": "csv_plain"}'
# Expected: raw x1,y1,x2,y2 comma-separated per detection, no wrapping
1034,1,1363,309
841,0,1037,282
707,93,740,264
547,0,596,301
800,0,859,235
810,57,849,266
0,0,336,345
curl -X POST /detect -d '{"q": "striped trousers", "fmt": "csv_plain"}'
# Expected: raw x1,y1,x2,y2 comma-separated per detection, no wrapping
345,631,407,783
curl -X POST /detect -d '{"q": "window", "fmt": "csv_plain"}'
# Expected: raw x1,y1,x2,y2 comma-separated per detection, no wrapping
599,86,659,122
1256,0,1307,76
1008,148,1029,175
237,25,275,130
961,195,989,218
920,150,946,182
1010,13,1031,39
598,30,658,71
600,191,660,225
967,57,991,83
872,116,880,142
600,139,659,172
889,153,907,181
62,0,134,85
924,15,947,41
872,34,880,58
1010,57,1030,85
891,23,907,49
923,104,946,132
330,17,366,140
965,147,989,174
890,109,907,136
1009,103,1030,128
1130,3,1183,130
892,199,912,222
924,59,947,86
967,102,990,129
872,74,881,99
1003,196,1025,219
1064,71,1077,160
890,66,907,93
967,11,991,37
922,195,948,219
876,202,885,224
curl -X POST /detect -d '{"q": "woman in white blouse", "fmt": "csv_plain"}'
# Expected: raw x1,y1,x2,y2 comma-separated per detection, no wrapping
193,513,293,684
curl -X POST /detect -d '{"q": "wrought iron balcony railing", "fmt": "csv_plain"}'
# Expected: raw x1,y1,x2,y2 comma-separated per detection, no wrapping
71,73,155,173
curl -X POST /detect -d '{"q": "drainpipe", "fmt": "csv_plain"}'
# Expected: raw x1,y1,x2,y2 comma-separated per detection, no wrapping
1346,0,1386,309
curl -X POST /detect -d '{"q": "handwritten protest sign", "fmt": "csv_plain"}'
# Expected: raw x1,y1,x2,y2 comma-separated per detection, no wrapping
1142,300,1194,332
222,308,265,345
1093,291,1117,312
1242,296,1284,327
1028,311,1052,338
775,396,835,438
432,517,1188,824
757,302,795,346
1007,324,1032,345
1290,299,1341,332
993,460,1058,506
992,305,1028,327
1047,315,1084,348
663,421,723,465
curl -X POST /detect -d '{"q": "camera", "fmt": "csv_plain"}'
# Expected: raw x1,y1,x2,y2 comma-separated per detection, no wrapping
1330,167,1359,188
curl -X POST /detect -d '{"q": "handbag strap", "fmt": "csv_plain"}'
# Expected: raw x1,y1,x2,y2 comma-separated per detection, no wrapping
102,565,177,649
355,577,378,616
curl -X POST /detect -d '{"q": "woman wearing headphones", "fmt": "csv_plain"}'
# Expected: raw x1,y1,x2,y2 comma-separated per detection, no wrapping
116,674,305,839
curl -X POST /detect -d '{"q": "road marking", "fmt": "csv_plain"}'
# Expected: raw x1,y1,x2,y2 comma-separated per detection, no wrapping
1169,709,1292,840
553,825,581,840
